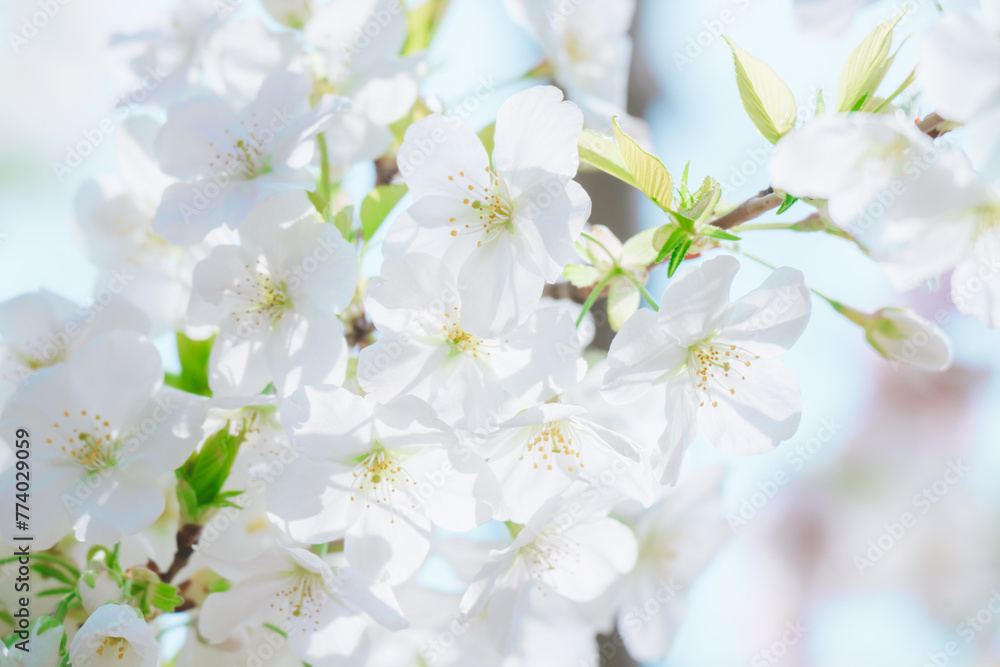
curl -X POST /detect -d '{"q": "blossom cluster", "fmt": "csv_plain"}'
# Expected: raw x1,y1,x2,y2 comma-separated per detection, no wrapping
0,0,993,665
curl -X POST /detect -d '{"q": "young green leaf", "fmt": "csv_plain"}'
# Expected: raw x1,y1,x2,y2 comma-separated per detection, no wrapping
181,424,246,508
361,184,408,242
613,117,673,210
578,130,639,188
148,581,185,613
654,226,688,264
776,193,799,214
667,239,693,277
724,37,798,144
835,9,906,112
701,227,742,241
164,332,215,397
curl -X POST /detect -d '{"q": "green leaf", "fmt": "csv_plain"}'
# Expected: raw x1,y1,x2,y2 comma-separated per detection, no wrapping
175,477,199,525
578,130,639,188
32,564,76,587
816,89,826,116
148,581,184,613
849,92,869,112
360,185,408,241
667,239,693,277
332,205,354,242
684,176,722,226
701,227,742,241
181,425,246,508
403,0,451,54
164,333,214,397
835,9,906,112
724,37,798,144
667,210,698,234
870,67,916,113
613,117,672,210
777,193,799,214
654,226,688,264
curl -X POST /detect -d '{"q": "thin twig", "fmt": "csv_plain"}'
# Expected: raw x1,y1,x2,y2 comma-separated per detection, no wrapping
709,189,783,230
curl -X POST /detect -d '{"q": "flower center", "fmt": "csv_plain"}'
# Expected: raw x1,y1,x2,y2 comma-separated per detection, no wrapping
94,635,129,660
49,411,119,471
231,261,292,331
687,342,758,407
521,529,580,592
445,168,516,247
350,449,417,515
972,200,1000,237
863,133,910,169
207,120,274,180
5,336,65,376
273,569,327,623
446,327,489,358
518,421,583,473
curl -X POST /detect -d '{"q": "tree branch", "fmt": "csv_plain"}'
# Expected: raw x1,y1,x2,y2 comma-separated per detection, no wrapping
709,188,783,230
160,523,202,584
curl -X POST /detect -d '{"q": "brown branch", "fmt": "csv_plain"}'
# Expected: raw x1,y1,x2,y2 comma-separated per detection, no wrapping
709,188,783,230
917,112,947,138
160,523,202,583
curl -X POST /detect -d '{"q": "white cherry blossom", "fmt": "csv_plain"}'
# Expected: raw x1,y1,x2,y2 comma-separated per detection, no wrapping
271,384,499,584
68,604,158,667
387,85,591,336
478,402,654,522
0,332,203,550
769,113,942,230
504,0,644,137
603,255,811,481
919,3,1000,176
152,72,350,244
199,544,407,667
459,493,637,654
614,468,730,662
357,253,585,436
0,289,148,411
303,0,422,164
188,192,358,397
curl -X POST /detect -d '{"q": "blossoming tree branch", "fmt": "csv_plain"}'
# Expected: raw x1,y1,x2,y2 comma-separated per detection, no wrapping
0,0,995,665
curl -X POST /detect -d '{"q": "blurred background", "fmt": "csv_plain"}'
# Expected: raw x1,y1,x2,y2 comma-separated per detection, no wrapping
2,0,999,665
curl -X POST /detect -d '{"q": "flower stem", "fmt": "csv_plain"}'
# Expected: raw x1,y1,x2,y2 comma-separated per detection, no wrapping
576,274,613,327
580,232,618,264
625,272,660,312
